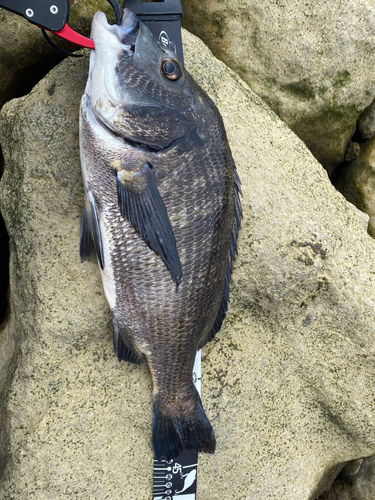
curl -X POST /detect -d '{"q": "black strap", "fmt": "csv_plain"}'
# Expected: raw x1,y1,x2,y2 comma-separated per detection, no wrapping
41,28,83,57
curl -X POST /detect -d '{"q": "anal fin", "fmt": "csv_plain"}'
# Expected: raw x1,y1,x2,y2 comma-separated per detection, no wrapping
112,316,144,364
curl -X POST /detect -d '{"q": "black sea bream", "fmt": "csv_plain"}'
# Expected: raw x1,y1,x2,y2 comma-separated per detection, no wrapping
79,8,241,460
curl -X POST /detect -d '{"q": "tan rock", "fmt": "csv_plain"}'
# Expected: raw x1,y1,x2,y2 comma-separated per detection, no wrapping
0,1,117,335
351,456,375,500
180,0,375,175
319,457,375,499
318,479,355,500
0,30,375,500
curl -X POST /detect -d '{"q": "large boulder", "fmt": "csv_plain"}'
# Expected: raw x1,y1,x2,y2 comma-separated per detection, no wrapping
358,101,375,140
1,29,375,500
180,0,375,175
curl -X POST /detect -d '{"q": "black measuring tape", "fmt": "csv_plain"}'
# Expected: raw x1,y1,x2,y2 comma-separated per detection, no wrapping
124,0,184,63
123,2,200,499
152,353,201,500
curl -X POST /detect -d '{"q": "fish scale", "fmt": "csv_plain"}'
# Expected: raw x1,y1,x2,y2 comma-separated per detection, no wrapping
79,8,241,461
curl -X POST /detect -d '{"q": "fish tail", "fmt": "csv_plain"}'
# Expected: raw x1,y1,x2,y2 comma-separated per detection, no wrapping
152,398,215,460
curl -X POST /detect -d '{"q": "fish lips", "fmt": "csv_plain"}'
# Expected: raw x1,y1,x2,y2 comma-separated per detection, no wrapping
91,9,139,55
88,9,161,103
114,8,139,52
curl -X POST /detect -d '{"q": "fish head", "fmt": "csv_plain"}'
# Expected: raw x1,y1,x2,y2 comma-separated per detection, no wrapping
86,9,141,111
85,9,205,150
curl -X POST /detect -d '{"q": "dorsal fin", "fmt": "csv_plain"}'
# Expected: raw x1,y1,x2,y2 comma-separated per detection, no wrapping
198,160,242,349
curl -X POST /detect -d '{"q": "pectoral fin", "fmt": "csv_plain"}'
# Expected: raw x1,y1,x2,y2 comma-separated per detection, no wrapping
116,163,182,288
79,191,104,270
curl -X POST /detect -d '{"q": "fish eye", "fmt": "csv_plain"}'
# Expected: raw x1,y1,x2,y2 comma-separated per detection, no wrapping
161,58,181,81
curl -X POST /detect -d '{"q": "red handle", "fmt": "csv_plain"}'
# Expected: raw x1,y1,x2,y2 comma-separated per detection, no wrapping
47,23,95,49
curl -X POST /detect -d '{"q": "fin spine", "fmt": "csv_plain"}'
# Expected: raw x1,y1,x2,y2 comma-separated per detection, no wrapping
79,191,104,270
79,191,104,269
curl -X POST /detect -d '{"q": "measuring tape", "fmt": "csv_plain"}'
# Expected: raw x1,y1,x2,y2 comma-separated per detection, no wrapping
122,2,200,497
152,351,201,500
124,0,184,63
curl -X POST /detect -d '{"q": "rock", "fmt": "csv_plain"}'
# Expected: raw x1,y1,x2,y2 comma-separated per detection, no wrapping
0,211,8,324
0,316,17,477
339,458,365,480
180,0,375,175
0,0,118,353
319,456,375,499
358,100,375,140
1,30,375,500
317,479,356,500
350,456,375,499
350,205,370,232
345,142,361,163
334,137,375,238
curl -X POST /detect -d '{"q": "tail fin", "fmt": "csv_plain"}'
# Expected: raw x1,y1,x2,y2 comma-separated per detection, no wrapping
152,399,215,460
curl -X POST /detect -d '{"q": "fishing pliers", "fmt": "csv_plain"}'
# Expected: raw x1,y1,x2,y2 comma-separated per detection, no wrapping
0,0,122,54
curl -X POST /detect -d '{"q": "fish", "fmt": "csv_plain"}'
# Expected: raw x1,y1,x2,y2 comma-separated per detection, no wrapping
79,8,241,460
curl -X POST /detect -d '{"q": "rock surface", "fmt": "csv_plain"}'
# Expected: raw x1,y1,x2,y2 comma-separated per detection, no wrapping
1,30,375,500
350,456,375,499
180,0,375,175
318,479,356,500
334,137,375,238
0,211,8,324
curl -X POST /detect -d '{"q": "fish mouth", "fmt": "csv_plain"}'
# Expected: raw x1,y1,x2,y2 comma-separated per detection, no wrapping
92,8,139,55
114,8,140,53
